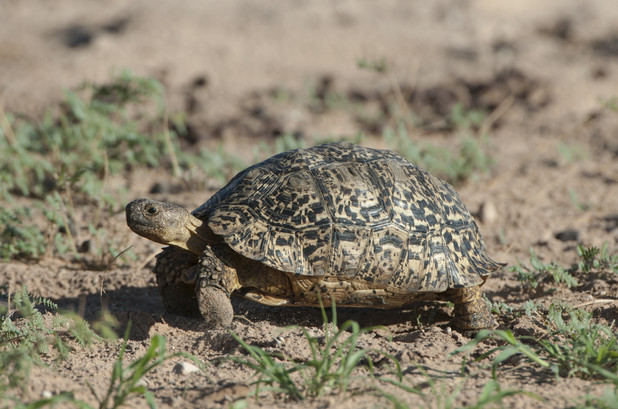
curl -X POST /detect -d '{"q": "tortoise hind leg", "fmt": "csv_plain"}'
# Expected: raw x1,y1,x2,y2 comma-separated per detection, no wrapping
447,286,496,332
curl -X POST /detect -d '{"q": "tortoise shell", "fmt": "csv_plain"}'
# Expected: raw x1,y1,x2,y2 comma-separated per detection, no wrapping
191,142,500,294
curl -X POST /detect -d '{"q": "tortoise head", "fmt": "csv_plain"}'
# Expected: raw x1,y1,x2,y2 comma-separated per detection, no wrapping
126,199,210,255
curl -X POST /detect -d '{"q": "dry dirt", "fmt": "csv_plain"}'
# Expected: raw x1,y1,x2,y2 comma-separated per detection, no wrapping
2,0,618,408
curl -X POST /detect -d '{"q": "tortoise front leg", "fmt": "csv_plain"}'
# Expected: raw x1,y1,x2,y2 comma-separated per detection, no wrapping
448,286,496,332
196,246,240,328
153,247,199,317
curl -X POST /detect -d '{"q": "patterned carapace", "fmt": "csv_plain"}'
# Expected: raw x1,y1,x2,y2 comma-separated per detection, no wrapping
194,142,501,295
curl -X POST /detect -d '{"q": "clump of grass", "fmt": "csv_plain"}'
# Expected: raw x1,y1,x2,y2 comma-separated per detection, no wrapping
454,304,618,382
0,286,117,402
512,244,617,291
576,386,618,409
8,330,205,409
577,243,618,274
383,117,492,186
0,71,166,202
87,331,204,409
230,299,401,401
1,71,247,262
511,248,578,290
381,376,539,409
0,207,47,260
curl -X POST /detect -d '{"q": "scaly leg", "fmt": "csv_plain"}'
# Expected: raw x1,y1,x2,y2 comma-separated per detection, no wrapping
448,286,496,332
196,246,240,328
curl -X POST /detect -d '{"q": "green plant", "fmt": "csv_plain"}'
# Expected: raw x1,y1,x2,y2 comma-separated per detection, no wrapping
6,331,205,409
576,386,618,409
556,142,588,163
511,248,578,289
357,57,389,73
577,243,618,274
454,306,618,381
383,123,492,185
1,71,248,262
0,207,47,260
600,97,618,112
88,332,203,409
230,299,401,401
380,368,538,409
0,287,117,403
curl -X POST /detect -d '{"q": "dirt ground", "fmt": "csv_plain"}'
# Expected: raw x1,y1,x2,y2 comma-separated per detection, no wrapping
1,0,618,408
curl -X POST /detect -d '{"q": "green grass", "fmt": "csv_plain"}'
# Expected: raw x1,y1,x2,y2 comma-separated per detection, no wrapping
575,386,618,409
512,244,617,291
230,298,401,401
0,71,246,262
383,116,492,186
381,376,539,409
85,331,205,409
0,287,117,404
9,332,205,409
577,243,618,274
0,207,47,260
454,305,618,382
1,287,205,409
511,248,578,289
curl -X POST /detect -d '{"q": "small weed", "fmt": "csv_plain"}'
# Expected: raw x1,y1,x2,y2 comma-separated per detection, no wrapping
357,57,389,73
568,188,590,211
600,97,618,112
511,248,578,290
488,300,514,316
230,298,401,401
383,122,492,185
88,331,204,409
556,142,588,163
449,103,486,131
381,371,539,409
0,287,117,403
577,243,618,274
576,386,618,409
0,207,47,260
454,305,618,381
523,300,539,318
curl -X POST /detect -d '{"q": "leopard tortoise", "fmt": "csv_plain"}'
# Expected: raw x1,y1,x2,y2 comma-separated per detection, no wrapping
126,142,503,331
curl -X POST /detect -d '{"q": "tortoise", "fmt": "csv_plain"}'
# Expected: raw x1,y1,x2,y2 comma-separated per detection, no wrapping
126,142,503,331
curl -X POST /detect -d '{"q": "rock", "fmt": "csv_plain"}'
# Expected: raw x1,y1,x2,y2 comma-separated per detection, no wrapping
554,229,580,242
478,201,498,224
173,361,200,375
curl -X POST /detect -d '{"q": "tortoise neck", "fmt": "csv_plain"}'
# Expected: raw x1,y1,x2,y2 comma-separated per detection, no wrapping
183,213,219,255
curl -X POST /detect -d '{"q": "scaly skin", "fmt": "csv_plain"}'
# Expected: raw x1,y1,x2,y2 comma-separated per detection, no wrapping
195,246,240,328
152,247,199,317
446,286,496,331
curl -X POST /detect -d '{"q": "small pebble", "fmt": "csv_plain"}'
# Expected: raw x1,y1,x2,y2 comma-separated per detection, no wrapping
444,326,452,334
478,201,498,224
42,390,53,399
173,361,200,375
554,229,580,242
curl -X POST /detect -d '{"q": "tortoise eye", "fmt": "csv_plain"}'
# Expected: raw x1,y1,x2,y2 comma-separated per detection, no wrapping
146,206,158,215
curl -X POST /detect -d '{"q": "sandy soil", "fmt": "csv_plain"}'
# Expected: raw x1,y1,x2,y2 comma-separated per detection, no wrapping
1,0,618,408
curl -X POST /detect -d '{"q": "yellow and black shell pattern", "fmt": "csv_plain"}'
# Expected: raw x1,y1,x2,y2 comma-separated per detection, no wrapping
194,142,501,294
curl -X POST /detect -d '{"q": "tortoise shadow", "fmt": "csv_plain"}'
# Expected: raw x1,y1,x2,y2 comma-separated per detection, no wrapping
50,285,451,341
